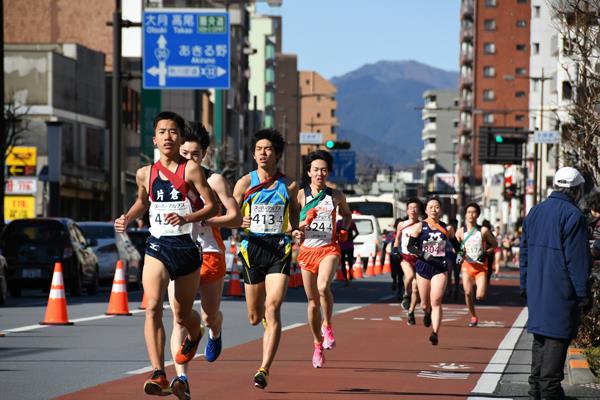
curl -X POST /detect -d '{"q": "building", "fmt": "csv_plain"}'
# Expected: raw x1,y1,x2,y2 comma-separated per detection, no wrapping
298,71,337,158
457,0,530,228
421,89,459,194
4,43,109,220
274,54,301,181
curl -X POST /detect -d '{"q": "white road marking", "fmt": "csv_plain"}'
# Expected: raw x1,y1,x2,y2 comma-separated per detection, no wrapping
370,318,383,321
431,362,471,370
336,305,362,314
353,317,366,320
469,307,528,395
418,371,470,379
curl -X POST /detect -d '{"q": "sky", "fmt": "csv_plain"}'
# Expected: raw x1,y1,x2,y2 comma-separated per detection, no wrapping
257,0,460,79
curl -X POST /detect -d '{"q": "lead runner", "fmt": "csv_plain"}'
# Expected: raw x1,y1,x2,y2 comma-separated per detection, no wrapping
232,128,302,389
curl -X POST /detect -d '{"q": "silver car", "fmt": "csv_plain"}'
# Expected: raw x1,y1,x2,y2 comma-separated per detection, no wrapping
78,222,142,290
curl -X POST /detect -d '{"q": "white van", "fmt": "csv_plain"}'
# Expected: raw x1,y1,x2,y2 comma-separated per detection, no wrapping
346,194,404,232
339,214,382,265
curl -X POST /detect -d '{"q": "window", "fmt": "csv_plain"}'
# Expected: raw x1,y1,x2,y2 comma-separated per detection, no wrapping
483,113,495,124
534,6,541,17
516,91,526,98
516,44,527,51
516,114,526,122
533,42,540,54
485,0,496,6
484,19,496,31
517,20,527,28
483,89,495,101
483,66,496,77
316,112,321,118
331,109,335,117
484,42,496,54
305,79,310,85
428,117,437,123
562,81,573,100
516,67,527,76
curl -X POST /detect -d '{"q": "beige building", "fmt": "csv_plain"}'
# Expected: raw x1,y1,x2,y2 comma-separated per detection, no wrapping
299,71,338,157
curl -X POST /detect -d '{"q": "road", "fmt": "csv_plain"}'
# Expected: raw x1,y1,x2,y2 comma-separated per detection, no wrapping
0,271,598,399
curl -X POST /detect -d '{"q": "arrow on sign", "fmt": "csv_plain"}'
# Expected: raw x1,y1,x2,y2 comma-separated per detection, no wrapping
8,165,25,176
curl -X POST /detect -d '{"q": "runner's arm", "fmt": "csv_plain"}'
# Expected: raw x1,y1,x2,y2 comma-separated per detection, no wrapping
204,174,243,228
407,222,424,257
482,227,498,254
169,161,218,224
232,175,251,229
336,190,353,230
115,167,151,232
393,221,404,248
287,180,300,231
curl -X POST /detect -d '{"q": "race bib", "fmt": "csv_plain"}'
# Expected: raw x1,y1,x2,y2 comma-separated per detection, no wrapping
149,201,192,236
423,239,446,258
306,208,333,240
465,243,482,261
250,203,285,234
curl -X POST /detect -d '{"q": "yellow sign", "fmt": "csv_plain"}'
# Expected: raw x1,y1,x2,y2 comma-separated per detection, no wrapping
6,146,37,167
4,196,35,222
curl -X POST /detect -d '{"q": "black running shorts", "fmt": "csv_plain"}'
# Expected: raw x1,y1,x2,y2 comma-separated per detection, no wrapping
238,235,292,284
145,235,202,280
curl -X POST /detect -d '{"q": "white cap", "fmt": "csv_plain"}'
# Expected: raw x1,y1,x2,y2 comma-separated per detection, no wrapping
553,167,585,188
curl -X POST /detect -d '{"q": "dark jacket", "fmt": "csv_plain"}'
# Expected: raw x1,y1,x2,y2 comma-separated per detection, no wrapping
520,191,591,339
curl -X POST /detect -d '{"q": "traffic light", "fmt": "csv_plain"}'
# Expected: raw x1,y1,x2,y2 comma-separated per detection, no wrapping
479,127,529,164
325,140,351,150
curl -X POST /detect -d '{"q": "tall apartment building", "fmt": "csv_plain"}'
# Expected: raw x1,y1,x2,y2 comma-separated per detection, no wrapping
299,71,337,158
457,0,530,226
421,90,459,194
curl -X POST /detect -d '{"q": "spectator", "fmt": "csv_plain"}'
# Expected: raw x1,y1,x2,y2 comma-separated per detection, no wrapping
586,191,600,240
520,166,592,400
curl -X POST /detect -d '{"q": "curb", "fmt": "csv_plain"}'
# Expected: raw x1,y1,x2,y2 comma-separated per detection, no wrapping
567,347,597,385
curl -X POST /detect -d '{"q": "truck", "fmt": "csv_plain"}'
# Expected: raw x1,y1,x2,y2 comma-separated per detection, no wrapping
345,193,405,232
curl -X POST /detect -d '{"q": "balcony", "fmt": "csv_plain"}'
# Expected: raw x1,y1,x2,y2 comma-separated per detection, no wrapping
459,98,473,110
421,148,437,161
461,1,474,19
461,27,473,42
460,50,473,65
458,120,472,133
422,127,437,141
460,75,473,87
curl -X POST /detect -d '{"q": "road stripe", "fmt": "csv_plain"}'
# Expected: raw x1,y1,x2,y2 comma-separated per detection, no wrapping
469,307,528,395
335,305,362,314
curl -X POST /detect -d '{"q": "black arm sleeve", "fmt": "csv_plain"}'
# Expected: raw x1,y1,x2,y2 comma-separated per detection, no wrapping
407,236,423,258
449,237,461,253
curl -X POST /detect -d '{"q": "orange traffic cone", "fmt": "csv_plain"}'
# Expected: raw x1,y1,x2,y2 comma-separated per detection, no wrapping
352,257,364,279
374,251,383,275
40,262,73,325
139,291,147,310
365,253,375,276
382,250,392,274
106,260,132,316
226,256,243,297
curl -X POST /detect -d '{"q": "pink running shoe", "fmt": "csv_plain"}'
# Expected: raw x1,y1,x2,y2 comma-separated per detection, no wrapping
312,343,325,368
322,325,336,350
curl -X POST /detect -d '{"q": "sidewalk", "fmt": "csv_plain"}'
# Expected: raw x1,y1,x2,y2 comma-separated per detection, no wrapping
494,326,600,399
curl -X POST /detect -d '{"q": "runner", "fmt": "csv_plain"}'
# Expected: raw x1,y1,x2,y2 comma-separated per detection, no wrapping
114,111,218,396
167,124,243,399
407,196,459,345
336,217,359,285
455,203,497,327
296,150,353,368
232,128,301,389
392,198,422,325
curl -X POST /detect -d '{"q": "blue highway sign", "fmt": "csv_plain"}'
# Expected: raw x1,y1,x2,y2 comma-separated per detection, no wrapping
330,150,356,184
143,8,230,89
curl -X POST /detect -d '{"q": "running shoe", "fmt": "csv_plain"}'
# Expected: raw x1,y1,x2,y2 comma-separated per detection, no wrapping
407,312,416,326
423,311,432,327
312,342,325,368
143,369,170,396
401,294,410,310
175,330,203,365
429,331,438,346
468,316,479,327
322,325,336,350
205,331,222,362
170,376,190,400
253,368,269,389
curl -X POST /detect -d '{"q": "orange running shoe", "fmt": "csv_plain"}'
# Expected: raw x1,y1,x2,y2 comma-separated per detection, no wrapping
175,332,202,365
143,369,170,396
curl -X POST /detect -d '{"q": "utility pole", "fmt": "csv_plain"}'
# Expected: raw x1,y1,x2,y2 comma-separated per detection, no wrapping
111,0,122,219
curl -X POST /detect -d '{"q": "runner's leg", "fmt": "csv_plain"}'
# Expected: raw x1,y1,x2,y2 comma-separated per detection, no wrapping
167,280,188,377
200,278,225,338
142,255,170,370
475,273,488,301
301,268,322,343
463,272,476,318
261,273,288,371
430,272,447,334
172,270,202,344
318,255,339,328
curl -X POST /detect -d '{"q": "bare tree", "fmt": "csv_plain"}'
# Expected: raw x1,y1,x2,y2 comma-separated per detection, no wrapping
552,0,600,186
0,101,31,225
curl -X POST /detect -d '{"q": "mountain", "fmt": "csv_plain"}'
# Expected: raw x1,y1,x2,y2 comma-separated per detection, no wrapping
332,60,459,167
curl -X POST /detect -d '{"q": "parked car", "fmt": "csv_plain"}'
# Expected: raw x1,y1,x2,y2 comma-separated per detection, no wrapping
0,254,8,305
79,222,142,289
0,218,99,297
126,227,150,272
